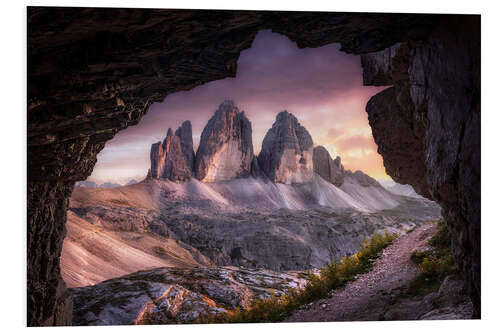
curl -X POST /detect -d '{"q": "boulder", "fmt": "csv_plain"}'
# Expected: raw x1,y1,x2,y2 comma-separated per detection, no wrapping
250,156,265,179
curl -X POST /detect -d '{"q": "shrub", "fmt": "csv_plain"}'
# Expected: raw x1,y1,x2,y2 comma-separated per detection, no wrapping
410,250,433,265
405,220,455,297
429,220,452,255
198,230,398,324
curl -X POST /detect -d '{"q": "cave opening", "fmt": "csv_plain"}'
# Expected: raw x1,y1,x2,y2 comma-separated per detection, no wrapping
27,9,480,326
64,30,447,325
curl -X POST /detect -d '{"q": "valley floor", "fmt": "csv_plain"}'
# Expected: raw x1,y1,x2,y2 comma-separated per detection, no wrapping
284,223,473,322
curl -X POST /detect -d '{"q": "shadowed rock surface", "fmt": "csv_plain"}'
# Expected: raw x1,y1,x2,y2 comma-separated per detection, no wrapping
258,111,314,184
195,100,253,182
361,16,480,315
175,121,195,172
313,146,345,186
27,8,478,325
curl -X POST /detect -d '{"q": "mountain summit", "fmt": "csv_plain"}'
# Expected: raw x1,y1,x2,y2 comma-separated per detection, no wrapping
195,100,254,182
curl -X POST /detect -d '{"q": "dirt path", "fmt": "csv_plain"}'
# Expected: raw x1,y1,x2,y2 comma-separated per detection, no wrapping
284,223,439,322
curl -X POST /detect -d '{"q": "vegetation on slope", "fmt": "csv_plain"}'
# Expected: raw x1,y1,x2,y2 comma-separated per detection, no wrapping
405,220,455,297
197,231,398,324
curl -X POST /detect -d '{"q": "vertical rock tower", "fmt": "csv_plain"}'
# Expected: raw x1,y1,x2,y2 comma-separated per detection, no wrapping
258,111,314,184
195,100,254,182
149,121,195,181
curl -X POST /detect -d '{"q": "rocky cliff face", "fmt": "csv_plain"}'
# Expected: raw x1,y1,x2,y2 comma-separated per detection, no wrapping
258,111,314,184
195,101,253,182
361,16,480,316
27,7,478,325
149,122,194,181
313,146,345,186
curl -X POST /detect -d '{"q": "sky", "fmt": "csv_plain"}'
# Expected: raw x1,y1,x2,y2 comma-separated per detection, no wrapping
88,30,390,185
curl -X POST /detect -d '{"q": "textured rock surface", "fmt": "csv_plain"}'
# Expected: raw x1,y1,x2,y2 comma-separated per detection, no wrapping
313,146,345,186
149,123,194,181
26,7,476,325
365,86,430,196
362,16,480,316
258,111,314,184
27,181,74,326
195,101,253,182
70,266,307,325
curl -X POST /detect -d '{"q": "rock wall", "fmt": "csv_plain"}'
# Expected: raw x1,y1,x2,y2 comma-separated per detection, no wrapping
27,7,477,325
362,16,480,317
27,181,73,326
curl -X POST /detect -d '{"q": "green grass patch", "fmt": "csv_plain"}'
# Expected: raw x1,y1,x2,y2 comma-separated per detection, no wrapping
197,231,398,324
404,220,455,297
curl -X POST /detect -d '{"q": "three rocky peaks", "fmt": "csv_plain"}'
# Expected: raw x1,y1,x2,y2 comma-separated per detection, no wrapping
148,100,374,186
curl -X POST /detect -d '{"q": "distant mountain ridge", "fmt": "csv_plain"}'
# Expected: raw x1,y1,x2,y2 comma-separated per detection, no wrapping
75,179,139,189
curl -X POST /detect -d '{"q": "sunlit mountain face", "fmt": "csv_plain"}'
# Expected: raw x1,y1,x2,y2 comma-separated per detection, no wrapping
88,30,388,185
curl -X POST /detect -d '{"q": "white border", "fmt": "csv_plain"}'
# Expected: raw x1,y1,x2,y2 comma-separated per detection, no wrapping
2,0,498,332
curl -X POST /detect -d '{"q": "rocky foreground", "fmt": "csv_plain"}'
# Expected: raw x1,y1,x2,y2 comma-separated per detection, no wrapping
70,224,472,325
71,266,308,325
